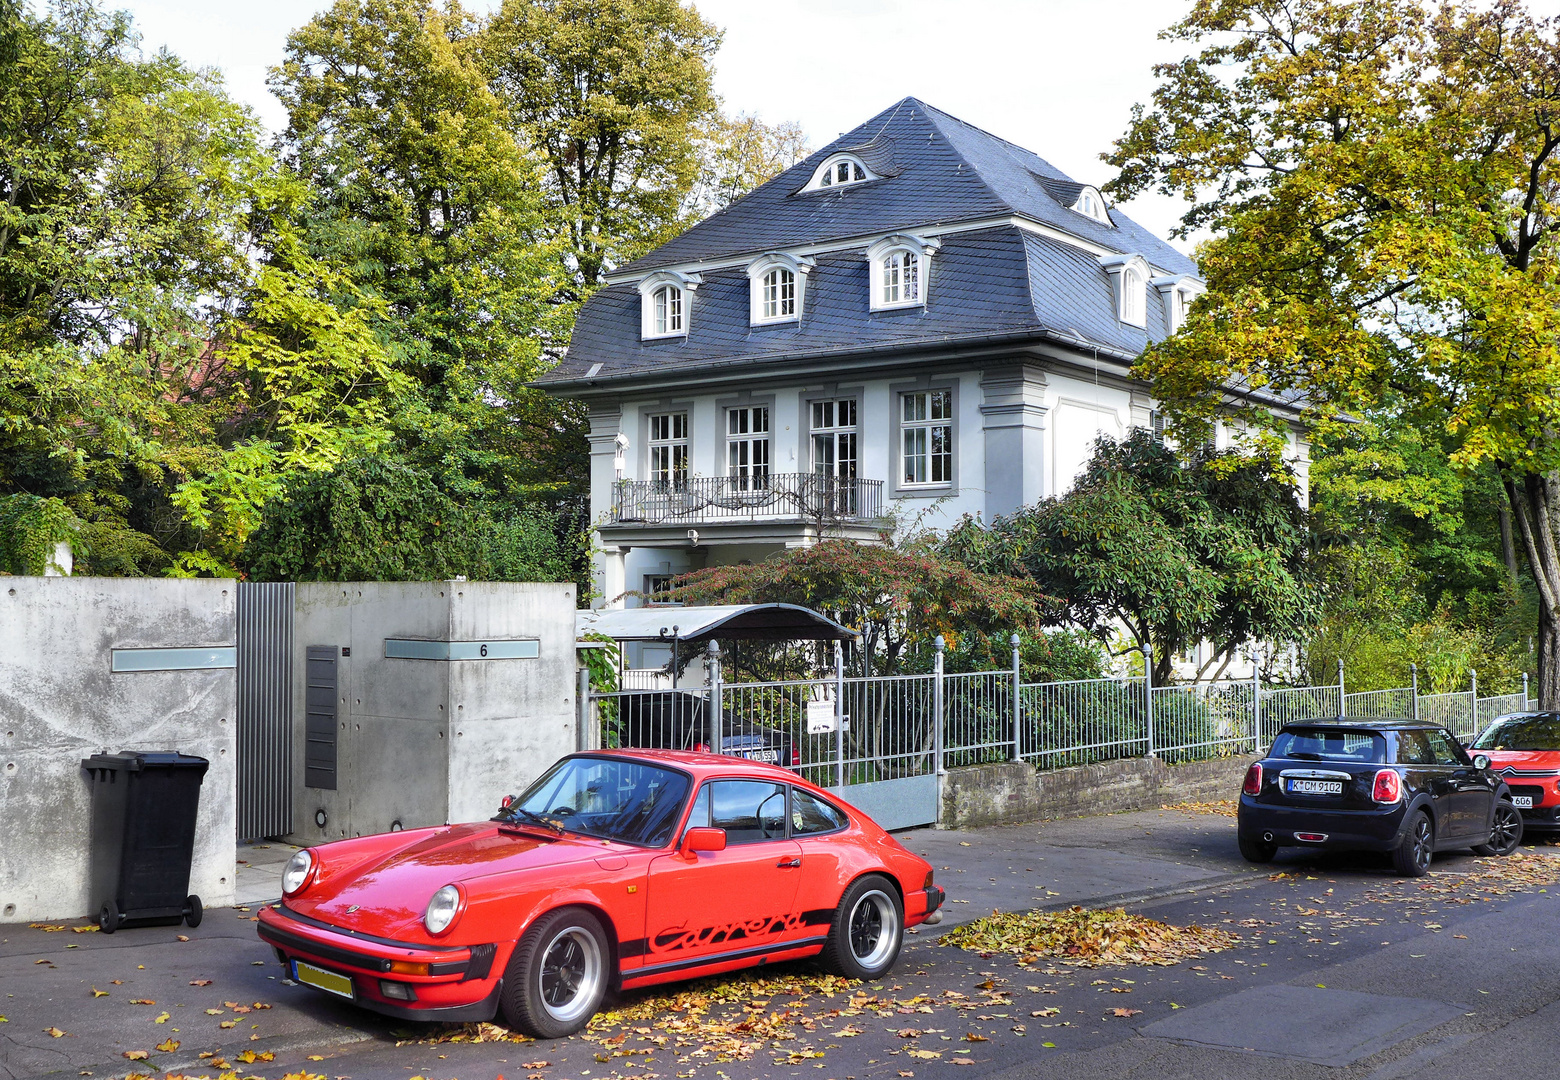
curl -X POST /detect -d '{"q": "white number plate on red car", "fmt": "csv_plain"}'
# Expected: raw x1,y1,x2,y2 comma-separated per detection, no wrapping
1512,796,1534,808
1287,779,1344,795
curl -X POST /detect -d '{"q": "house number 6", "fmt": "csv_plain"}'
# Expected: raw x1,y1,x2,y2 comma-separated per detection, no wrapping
479,644,488,657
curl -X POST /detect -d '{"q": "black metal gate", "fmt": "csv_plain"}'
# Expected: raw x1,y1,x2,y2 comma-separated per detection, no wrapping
236,582,295,840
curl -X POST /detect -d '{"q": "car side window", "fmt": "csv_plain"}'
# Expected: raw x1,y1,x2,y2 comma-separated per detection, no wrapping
683,784,711,835
709,780,788,844
1394,730,1436,765
791,788,848,836
1425,729,1466,766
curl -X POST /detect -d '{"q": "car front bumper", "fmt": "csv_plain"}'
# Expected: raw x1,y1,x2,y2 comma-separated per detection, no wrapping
257,905,504,1021
1238,797,1410,852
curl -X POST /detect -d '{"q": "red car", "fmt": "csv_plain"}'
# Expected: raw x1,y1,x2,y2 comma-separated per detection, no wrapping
258,750,945,1038
1468,712,1560,832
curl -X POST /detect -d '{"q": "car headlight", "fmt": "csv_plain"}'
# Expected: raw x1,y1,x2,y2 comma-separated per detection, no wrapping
424,885,461,935
281,849,314,896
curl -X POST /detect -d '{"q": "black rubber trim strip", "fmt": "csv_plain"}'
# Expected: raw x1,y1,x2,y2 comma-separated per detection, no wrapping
621,935,829,982
260,921,399,974
462,943,497,982
275,904,461,953
923,885,945,911
619,938,648,959
802,908,834,926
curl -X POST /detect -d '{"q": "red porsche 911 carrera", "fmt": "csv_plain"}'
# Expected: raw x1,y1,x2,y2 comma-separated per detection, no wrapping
1468,712,1560,832
258,750,945,1038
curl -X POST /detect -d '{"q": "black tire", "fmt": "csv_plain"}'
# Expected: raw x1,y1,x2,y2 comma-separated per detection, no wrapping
819,875,904,980
1238,834,1278,863
98,900,120,935
183,895,203,928
1393,811,1434,877
1472,801,1524,856
498,907,610,1039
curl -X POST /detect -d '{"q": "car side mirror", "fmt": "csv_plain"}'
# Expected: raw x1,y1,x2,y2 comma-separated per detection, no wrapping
679,826,726,858
1472,754,1490,771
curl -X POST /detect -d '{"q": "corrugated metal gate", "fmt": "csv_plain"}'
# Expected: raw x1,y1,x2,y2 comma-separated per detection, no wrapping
236,582,294,840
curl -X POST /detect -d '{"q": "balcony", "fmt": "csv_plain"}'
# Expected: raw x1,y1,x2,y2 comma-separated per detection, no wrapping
610,473,884,528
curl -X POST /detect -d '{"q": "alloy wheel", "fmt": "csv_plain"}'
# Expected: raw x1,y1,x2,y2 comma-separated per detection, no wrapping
1491,804,1521,853
537,925,603,1025
1412,817,1433,871
848,889,899,968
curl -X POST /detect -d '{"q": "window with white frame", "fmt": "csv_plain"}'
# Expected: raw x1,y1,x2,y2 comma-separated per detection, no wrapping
881,249,919,306
643,574,675,603
746,253,812,325
867,234,937,311
762,268,794,320
1120,267,1145,326
802,153,876,192
811,399,858,480
638,271,699,339
1071,186,1111,224
652,285,682,335
901,390,953,487
648,412,688,488
727,406,770,490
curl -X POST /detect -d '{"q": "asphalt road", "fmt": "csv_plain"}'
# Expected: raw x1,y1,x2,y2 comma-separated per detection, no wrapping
6,807,1560,1080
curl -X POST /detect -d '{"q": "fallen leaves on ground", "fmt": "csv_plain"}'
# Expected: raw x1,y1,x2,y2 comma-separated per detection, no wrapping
941,906,1239,967
129,999,155,1006
44,1027,66,1037
235,1049,274,1063
123,1051,149,1061
154,1012,170,1024
1111,1008,1142,1018
190,979,213,987
91,988,108,997
156,1038,180,1052
1160,800,1237,818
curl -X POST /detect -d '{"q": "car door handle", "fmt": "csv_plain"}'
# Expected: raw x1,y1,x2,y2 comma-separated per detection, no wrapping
777,857,801,868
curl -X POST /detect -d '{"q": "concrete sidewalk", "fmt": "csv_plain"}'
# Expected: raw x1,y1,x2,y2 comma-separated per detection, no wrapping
0,805,1252,1080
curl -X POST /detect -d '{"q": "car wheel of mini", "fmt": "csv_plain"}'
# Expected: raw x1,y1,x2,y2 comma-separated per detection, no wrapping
820,875,903,980
501,906,610,1038
1472,800,1524,857
1393,812,1434,877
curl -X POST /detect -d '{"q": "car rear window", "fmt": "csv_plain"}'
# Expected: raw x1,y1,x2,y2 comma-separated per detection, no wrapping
1270,728,1385,763
1471,714,1560,751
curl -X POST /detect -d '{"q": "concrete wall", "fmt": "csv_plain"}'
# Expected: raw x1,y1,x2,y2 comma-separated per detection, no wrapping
287,582,577,845
0,578,237,922
941,756,1249,829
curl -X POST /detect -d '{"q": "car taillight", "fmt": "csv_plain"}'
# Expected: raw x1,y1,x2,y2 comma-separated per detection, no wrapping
1242,762,1263,796
786,745,797,768
694,742,710,753
1372,768,1402,804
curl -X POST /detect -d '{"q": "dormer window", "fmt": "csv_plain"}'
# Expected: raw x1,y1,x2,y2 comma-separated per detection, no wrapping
866,234,939,311
746,252,814,325
1098,253,1150,328
1152,274,1204,333
637,270,701,339
1071,185,1111,224
802,153,878,192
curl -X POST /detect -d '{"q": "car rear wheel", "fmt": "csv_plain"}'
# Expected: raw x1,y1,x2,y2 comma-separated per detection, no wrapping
819,875,903,980
1392,811,1434,877
1472,801,1524,857
1238,835,1277,863
499,907,610,1039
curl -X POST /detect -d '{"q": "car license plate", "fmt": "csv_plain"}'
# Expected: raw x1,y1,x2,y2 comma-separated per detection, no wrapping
1287,779,1344,795
741,749,779,763
293,960,353,999
1512,796,1534,808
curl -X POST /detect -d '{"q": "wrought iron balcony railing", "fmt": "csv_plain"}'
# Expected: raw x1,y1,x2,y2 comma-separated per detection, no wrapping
610,473,883,526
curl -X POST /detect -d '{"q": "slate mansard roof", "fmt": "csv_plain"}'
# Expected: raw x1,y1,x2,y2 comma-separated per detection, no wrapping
536,98,1201,392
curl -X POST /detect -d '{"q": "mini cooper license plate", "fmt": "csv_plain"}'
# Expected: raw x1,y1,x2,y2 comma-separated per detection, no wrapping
293,960,354,999
1287,779,1344,795
1512,796,1535,808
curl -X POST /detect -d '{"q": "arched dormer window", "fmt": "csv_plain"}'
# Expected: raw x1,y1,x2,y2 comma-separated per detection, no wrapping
802,153,878,192
637,270,701,340
746,252,815,325
1152,274,1205,333
866,234,940,311
1098,253,1150,328
1071,185,1111,224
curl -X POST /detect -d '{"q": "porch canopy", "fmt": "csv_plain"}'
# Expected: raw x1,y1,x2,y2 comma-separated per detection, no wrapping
577,603,857,646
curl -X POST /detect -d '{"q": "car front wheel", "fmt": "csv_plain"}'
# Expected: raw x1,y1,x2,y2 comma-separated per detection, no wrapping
1392,811,1434,877
1472,801,1524,857
499,907,610,1039
819,875,904,980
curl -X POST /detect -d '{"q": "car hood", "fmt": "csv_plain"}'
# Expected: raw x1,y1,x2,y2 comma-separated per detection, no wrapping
288,823,630,939
1481,750,1560,775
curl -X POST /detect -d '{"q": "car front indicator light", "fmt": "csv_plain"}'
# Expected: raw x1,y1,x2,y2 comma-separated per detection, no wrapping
425,885,462,935
1242,762,1262,796
281,849,315,896
1372,769,1402,804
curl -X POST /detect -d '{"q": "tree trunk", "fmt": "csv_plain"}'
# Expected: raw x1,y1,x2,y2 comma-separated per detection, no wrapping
1505,472,1560,709
1499,506,1520,586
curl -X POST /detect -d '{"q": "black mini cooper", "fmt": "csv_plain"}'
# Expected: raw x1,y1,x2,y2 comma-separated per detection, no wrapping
1238,718,1524,876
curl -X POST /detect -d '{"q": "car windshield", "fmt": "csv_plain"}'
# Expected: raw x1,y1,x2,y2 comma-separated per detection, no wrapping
499,756,691,847
1270,728,1385,763
1471,714,1560,752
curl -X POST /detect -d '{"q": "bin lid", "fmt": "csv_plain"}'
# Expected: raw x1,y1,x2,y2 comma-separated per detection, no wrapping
82,751,210,775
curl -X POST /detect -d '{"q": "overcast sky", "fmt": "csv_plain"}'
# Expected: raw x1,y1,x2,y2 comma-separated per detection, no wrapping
102,0,1560,255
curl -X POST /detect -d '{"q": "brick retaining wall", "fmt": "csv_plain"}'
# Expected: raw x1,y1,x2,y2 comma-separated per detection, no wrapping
940,755,1249,828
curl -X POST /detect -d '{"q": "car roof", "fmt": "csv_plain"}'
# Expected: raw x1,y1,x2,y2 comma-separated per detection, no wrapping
1278,717,1439,732
583,747,802,783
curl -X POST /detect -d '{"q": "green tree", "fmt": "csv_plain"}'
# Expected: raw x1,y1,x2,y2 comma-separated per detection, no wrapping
480,0,722,293
945,431,1316,685
682,110,810,220
1105,0,1560,702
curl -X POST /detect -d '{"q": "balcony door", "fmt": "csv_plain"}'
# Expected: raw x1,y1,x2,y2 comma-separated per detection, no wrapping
810,399,857,514
727,406,770,491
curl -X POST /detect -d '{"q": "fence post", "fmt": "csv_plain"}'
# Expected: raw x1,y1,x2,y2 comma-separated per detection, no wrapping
1470,667,1478,736
706,640,722,756
834,638,846,789
1011,633,1022,762
1525,671,1531,710
1411,663,1420,722
577,665,592,752
1144,643,1155,758
933,636,946,779
1252,662,1262,756
1338,657,1346,717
